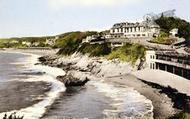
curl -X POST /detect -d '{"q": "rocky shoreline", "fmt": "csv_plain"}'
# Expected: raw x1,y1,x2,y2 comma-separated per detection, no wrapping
38,53,189,119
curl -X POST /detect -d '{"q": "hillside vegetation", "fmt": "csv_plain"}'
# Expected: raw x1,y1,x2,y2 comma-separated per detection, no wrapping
107,43,146,64
0,37,49,48
0,31,97,49
168,112,190,119
155,16,190,45
150,31,177,45
57,41,146,64
56,31,97,55
0,38,25,48
54,31,97,48
78,43,111,57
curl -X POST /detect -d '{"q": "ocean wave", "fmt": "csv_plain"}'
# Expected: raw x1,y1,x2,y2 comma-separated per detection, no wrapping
89,81,154,119
0,52,66,119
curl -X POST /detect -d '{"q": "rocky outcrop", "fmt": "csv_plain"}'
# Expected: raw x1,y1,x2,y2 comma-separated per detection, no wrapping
56,74,90,87
38,55,58,66
2,113,24,119
39,53,135,78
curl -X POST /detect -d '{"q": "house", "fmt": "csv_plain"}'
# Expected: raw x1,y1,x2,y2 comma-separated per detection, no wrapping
170,28,178,37
82,35,105,44
46,38,56,46
22,41,31,47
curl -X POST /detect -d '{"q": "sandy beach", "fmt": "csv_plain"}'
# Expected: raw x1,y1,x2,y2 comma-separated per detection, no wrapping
2,48,58,56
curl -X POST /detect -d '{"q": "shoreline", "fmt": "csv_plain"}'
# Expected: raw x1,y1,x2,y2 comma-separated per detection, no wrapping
1,48,58,56
104,74,176,119
3,49,190,118
38,52,186,119
0,49,66,119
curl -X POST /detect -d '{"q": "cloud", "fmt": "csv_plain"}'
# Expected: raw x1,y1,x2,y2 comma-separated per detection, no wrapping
48,0,142,9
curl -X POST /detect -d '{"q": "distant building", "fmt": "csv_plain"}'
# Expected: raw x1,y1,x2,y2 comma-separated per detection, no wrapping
108,21,160,39
169,28,178,37
82,13,162,47
46,38,55,46
22,41,31,47
146,50,190,79
31,42,40,47
82,35,105,44
45,36,59,46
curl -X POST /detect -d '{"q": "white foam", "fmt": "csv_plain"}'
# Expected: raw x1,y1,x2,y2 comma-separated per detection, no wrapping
0,52,66,119
89,81,154,119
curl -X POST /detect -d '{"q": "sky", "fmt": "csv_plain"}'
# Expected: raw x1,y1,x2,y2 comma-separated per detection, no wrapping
0,0,189,38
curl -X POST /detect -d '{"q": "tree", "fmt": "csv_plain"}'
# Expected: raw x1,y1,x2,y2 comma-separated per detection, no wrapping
155,16,190,45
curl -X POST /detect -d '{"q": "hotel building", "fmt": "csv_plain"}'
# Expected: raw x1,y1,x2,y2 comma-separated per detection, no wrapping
107,21,160,39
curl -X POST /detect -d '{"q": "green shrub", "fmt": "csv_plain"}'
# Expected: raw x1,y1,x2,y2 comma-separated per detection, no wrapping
107,43,146,64
56,38,81,55
54,31,97,48
150,31,176,45
77,43,111,57
168,112,190,119
56,31,99,55
155,16,190,45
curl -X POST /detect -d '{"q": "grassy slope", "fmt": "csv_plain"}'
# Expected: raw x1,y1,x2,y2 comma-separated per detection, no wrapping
0,37,48,48
77,43,111,57
56,31,98,55
107,43,146,64
57,40,146,65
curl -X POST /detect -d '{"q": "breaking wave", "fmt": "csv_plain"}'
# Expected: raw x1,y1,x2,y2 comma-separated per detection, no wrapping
90,81,154,119
0,52,66,119
0,51,153,119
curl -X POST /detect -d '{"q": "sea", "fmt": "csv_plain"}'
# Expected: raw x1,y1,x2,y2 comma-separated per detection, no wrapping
0,51,153,119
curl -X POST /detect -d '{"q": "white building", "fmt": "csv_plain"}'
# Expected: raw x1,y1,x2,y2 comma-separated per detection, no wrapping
46,38,56,46
146,50,190,79
108,21,160,39
146,50,157,69
82,35,105,44
10,40,19,44
169,28,178,37
22,41,31,47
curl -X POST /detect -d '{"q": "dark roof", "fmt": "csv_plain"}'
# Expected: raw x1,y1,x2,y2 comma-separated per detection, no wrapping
156,51,190,59
112,22,145,29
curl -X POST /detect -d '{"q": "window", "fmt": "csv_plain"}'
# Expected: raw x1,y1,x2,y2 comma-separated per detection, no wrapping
152,63,155,69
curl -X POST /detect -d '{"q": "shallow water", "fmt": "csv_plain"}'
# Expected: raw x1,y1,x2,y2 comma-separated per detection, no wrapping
43,84,113,119
0,51,153,119
0,52,51,113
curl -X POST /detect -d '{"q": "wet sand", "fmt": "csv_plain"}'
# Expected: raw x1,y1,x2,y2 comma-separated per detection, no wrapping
104,74,176,119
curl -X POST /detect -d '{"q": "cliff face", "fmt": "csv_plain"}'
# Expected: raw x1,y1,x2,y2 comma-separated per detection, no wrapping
39,53,143,79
